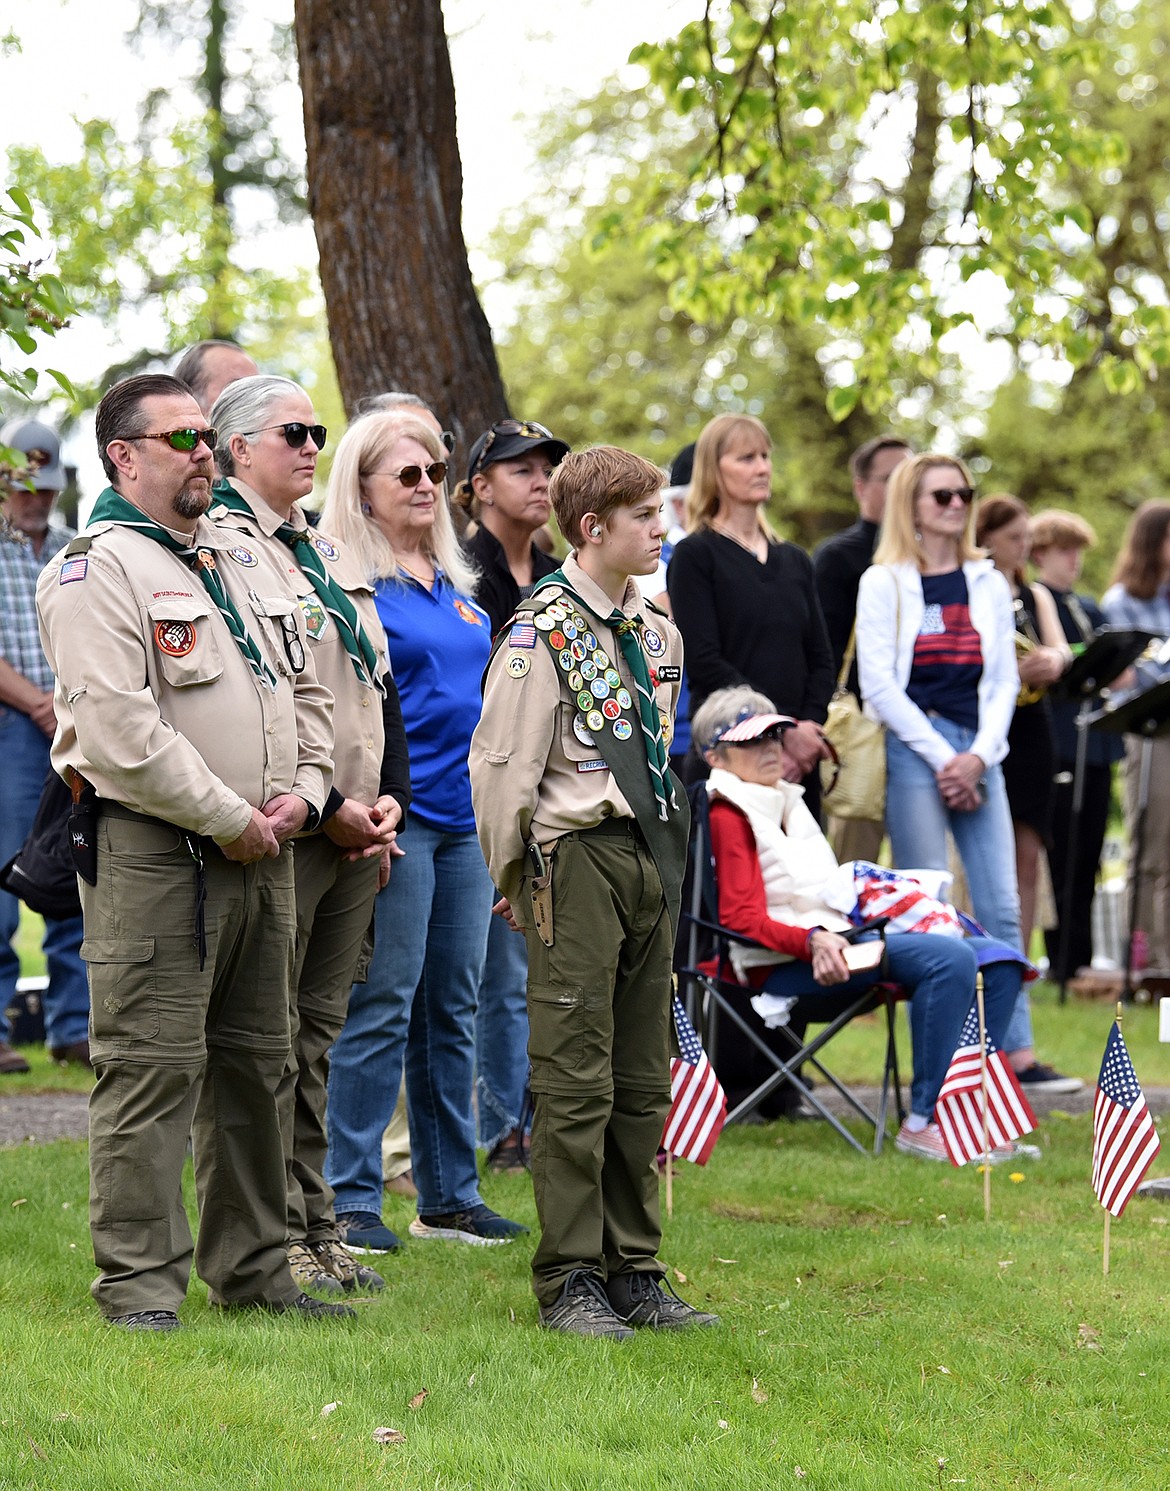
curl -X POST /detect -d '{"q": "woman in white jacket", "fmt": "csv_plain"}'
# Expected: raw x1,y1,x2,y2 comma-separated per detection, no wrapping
855,453,1048,1071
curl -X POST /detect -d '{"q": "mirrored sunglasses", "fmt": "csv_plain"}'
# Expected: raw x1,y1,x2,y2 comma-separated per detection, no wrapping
129,427,217,452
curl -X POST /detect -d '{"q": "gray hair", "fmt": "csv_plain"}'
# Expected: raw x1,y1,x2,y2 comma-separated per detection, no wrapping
210,375,307,477
691,685,777,755
356,389,435,417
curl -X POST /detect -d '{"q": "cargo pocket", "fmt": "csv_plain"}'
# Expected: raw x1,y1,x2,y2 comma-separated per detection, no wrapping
526,981,585,1087
82,937,158,1043
146,597,224,687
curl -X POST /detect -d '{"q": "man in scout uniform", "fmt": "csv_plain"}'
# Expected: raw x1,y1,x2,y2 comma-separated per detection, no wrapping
207,373,411,1298
36,373,347,1332
470,444,718,1338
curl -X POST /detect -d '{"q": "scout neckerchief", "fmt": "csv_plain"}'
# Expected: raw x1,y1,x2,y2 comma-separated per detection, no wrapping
533,568,677,821
88,486,277,690
212,480,384,694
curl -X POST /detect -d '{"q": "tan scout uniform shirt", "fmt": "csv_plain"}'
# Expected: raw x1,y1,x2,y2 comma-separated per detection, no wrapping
470,552,683,905
210,482,389,805
36,516,333,844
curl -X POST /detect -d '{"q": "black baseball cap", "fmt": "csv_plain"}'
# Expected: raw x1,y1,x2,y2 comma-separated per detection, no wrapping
467,419,570,484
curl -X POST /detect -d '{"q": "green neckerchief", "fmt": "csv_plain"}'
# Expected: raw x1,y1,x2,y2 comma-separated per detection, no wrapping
212,480,383,694
89,486,277,690
534,568,676,821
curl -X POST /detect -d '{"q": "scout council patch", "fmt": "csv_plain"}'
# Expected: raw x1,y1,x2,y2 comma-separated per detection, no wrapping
642,627,666,656
299,594,331,640
227,545,257,567
505,652,531,678
314,537,340,561
155,620,197,657
58,556,88,584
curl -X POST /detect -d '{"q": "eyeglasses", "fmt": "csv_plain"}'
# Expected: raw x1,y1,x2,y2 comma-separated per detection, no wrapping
440,430,455,453
372,461,449,488
127,428,217,453
474,419,555,473
927,486,976,506
242,422,328,451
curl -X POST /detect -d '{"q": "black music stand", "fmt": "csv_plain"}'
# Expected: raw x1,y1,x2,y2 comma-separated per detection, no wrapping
1089,677,1170,1001
1052,629,1154,1002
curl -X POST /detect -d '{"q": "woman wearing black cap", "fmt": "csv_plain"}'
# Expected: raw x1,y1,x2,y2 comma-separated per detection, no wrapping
453,418,571,1173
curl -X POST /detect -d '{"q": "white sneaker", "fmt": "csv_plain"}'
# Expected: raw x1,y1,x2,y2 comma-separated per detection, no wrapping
895,1121,949,1161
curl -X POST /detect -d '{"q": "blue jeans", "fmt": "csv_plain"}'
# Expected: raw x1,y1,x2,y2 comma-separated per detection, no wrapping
475,905,530,1149
325,812,493,1217
0,707,88,1049
762,933,1021,1119
885,718,1033,1053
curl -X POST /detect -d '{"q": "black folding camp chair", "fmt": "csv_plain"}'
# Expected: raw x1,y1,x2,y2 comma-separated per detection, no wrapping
675,783,906,1155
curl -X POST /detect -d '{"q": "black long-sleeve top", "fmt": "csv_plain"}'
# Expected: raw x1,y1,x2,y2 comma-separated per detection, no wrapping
666,527,835,722
812,517,880,680
463,522,560,639
321,672,412,824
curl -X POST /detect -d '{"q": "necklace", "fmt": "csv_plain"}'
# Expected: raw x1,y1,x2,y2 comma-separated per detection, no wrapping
713,522,767,560
397,554,435,587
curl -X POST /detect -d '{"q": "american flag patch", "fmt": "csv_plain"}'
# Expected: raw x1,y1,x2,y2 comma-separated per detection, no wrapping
509,622,536,649
59,557,88,584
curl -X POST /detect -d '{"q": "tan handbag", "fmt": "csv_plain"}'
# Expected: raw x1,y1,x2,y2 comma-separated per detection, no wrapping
820,625,886,822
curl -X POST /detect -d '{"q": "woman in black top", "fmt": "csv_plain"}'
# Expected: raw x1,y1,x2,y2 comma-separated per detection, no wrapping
667,413,834,817
975,495,1070,960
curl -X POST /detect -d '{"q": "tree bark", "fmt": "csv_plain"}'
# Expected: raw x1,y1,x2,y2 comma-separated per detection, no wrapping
294,0,508,439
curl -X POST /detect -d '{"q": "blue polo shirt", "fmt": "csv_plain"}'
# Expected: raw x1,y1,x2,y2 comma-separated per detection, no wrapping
373,571,491,832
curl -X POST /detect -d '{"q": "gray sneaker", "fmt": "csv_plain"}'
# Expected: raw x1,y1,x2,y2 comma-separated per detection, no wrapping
538,1270,635,1340
311,1237,385,1292
288,1240,344,1296
107,1310,182,1332
605,1271,720,1330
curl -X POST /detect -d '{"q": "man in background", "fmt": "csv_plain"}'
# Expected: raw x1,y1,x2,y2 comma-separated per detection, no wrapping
0,417,89,1073
173,339,259,419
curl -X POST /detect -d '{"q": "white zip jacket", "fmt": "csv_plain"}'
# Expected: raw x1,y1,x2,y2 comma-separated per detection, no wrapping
855,558,1018,774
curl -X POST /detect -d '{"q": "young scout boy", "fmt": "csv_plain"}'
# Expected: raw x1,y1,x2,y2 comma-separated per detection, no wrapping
470,445,719,1339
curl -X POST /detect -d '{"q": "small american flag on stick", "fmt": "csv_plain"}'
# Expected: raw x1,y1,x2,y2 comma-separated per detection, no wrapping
1093,1021,1160,1218
935,1002,1037,1166
663,995,726,1165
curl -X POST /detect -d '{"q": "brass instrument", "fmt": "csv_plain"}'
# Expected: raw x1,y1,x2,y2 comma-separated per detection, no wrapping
1014,630,1046,707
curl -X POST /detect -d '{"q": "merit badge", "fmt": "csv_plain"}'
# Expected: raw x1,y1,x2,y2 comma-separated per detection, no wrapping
570,640,587,662
571,613,587,631
509,621,537,650
612,719,633,740
313,537,339,561
590,678,610,699
616,688,632,709
58,556,88,585
549,629,566,650
299,595,330,640
559,649,574,670
642,627,665,656
506,652,531,678
227,545,258,567
592,649,610,668
454,598,483,626
576,758,609,774
604,668,621,689
535,613,556,631
586,709,605,732
155,619,197,657
583,631,597,651
567,669,584,692
561,621,578,640
577,690,594,711
546,604,567,621
580,660,597,682
602,698,622,720
572,714,595,746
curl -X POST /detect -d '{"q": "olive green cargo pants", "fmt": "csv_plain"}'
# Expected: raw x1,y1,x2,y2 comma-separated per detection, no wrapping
83,810,298,1317
521,823,672,1308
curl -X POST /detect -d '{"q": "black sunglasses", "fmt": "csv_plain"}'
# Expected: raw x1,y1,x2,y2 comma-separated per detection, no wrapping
243,422,328,451
474,419,555,473
928,486,976,506
128,427,217,452
376,461,448,488
440,430,455,453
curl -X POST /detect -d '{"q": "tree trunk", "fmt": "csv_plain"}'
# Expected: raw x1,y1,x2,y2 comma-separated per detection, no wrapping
294,0,509,440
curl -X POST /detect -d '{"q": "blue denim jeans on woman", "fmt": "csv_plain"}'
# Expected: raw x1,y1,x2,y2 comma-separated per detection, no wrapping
763,932,1020,1120
0,706,88,1049
884,715,1033,1054
325,812,494,1218
475,907,530,1149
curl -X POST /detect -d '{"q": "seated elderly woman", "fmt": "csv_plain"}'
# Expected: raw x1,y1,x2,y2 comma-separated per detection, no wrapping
693,685,1029,1161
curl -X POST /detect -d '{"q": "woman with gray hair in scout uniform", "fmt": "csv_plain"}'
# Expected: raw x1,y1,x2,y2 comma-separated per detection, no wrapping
208,374,412,1297
452,418,571,1175
319,411,527,1251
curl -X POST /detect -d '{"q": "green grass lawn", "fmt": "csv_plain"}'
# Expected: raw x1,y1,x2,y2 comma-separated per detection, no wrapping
3,983,1169,1489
